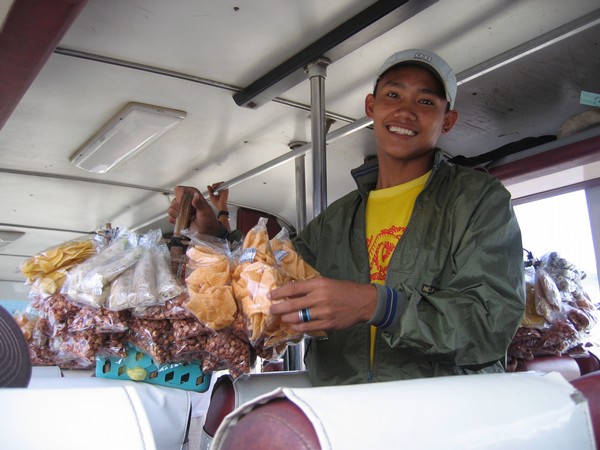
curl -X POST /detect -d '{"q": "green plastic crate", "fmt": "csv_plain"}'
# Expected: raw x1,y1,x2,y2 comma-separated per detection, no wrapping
96,345,212,392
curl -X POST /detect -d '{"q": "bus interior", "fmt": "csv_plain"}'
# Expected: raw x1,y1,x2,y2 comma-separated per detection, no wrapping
1,0,600,448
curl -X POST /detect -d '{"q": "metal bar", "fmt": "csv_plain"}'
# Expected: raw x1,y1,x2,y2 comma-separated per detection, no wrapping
307,59,330,216
233,0,437,108
0,167,172,194
290,142,308,231
212,116,372,194
55,47,242,93
272,97,357,124
0,223,94,235
54,47,357,125
456,9,600,85
285,343,305,373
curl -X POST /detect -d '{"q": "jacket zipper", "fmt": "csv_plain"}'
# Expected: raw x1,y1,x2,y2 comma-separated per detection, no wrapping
368,325,378,382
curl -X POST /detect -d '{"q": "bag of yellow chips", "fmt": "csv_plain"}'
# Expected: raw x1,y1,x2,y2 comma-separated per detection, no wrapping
270,228,320,281
20,238,98,297
232,218,305,354
183,235,238,331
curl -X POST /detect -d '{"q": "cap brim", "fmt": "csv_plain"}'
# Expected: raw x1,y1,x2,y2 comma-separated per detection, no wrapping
0,306,32,388
387,60,451,104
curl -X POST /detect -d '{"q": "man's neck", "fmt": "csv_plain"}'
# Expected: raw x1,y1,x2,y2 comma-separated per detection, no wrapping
375,154,434,189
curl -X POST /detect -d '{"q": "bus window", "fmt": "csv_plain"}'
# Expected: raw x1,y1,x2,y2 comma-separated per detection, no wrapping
513,189,600,346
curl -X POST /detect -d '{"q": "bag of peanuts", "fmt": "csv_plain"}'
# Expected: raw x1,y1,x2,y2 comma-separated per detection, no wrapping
133,293,194,320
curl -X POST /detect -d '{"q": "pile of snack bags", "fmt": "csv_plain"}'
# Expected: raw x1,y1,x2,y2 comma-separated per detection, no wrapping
508,251,599,360
16,218,324,379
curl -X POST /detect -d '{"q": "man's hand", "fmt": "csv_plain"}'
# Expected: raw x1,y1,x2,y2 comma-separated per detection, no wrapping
167,185,226,236
208,182,228,211
269,277,377,332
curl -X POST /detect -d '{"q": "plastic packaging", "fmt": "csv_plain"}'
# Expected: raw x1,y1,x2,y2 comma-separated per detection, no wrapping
20,238,98,282
509,251,598,360
184,235,237,331
155,244,184,302
62,231,136,307
133,293,193,320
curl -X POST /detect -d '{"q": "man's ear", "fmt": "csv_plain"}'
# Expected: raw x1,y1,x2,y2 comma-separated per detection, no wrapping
365,93,375,118
442,109,459,133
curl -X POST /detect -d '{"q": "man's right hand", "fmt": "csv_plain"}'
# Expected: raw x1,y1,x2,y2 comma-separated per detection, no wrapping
167,185,226,236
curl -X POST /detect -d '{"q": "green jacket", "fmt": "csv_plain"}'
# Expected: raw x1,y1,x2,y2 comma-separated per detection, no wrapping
293,150,525,386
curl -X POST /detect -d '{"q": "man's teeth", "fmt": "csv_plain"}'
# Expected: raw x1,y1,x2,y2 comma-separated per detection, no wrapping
388,126,415,136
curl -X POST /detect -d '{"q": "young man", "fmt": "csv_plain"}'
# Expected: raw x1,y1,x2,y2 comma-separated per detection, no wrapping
168,49,525,386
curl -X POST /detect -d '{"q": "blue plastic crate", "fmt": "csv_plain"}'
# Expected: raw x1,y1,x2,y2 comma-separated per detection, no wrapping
96,345,212,392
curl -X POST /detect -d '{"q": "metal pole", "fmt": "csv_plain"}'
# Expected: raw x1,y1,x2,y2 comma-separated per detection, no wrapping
282,58,330,372
290,141,308,231
306,58,330,217
284,141,309,371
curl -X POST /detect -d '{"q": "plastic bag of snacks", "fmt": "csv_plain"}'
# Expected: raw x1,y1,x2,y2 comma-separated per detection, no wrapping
63,230,139,308
270,228,320,281
509,252,598,360
21,238,99,298
231,218,290,349
184,235,237,331
133,293,194,320
232,218,327,358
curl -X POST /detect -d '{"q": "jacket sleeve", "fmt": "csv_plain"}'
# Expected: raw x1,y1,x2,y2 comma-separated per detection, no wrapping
377,180,526,367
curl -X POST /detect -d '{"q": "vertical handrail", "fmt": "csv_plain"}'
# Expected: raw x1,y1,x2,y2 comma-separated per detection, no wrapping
306,58,330,217
291,141,308,231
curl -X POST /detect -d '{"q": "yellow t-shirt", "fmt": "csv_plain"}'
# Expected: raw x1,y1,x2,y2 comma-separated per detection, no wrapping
366,171,430,368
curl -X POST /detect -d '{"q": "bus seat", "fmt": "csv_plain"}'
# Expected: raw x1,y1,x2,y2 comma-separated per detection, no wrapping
212,372,595,450
571,371,600,446
26,376,191,450
201,371,311,449
262,360,285,372
214,397,320,450
574,351,600,376
202,375,235,444
512,355,581,381
0,384,158,449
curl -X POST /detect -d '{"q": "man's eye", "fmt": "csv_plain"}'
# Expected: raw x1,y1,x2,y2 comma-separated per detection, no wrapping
386,92,399,99
420,99,434,105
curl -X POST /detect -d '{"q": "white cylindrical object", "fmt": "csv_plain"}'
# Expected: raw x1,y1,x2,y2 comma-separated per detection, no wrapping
214,372,596,450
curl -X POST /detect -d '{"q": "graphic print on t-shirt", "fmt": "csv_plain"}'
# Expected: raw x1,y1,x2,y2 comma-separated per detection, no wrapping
367,225,405,283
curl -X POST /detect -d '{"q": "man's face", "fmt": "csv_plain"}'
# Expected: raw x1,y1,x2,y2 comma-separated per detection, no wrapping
365,65,458,170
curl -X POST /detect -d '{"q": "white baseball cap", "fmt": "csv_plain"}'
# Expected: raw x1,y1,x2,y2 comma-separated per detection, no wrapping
375,49,457,110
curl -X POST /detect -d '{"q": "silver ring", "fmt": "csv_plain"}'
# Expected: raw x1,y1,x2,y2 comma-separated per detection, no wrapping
299,308,311,323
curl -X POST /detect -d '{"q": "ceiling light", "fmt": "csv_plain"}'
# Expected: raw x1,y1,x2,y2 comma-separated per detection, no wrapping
70,102,187,173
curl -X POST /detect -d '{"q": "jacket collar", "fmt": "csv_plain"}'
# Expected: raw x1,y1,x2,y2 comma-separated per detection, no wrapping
351,148,447,198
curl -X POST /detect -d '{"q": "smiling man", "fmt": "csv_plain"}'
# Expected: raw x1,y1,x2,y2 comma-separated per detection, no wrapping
169,49,526,387
268,49,525,386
